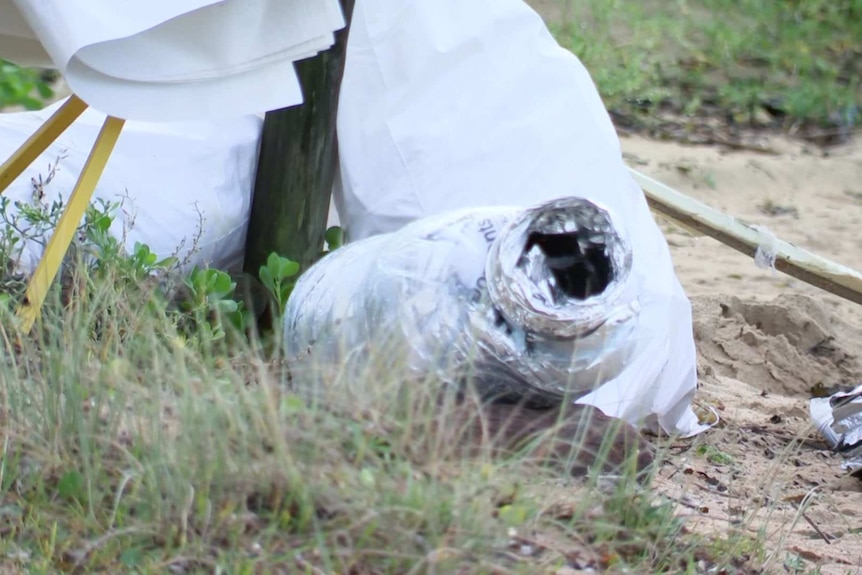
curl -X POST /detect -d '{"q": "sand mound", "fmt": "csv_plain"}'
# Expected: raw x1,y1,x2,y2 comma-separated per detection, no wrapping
610,131,862,573
691,293,861,397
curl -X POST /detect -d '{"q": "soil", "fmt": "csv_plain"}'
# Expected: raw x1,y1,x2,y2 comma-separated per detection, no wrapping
623,133,862,574
524,2,862,572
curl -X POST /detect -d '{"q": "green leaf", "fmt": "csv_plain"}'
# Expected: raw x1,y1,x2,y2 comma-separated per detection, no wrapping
266,252,280,271
201,269,216,289
279,259,300,279
216,299,238,314
183,272,197,291
36,82,54,99
259,266,275,293
95,215,112,233
24,97,43,110
210,272,235,297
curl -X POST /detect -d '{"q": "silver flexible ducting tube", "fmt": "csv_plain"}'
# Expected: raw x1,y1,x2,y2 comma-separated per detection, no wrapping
284,197,642,406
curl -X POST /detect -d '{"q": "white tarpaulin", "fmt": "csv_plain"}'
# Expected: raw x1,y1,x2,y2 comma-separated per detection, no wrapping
0,98,261,273
332,0,707,436
0,0,705,436
0,0,344,121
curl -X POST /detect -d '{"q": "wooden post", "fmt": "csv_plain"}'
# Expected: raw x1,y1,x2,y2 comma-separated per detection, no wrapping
631,167,862,305
243,0,355,276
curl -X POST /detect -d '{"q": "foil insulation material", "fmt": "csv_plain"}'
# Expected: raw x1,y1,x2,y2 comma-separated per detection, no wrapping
810,385,862,475
284,197,642,405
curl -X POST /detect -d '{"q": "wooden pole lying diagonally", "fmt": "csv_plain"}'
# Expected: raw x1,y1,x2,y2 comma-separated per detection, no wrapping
630,167,862,306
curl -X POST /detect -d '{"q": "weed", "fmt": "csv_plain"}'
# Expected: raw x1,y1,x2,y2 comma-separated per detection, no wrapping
180,266,248,341
258,252,300,317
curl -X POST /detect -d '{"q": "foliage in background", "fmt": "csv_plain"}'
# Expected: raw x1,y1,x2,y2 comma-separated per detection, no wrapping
552,0,861,142
0,60,55,110
3,2,861,140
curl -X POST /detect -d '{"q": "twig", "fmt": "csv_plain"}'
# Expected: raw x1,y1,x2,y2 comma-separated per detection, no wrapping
795,506,832,545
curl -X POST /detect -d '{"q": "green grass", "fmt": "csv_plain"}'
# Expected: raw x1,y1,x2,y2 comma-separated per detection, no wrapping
0,272,761,573
0,186,759,572
549,0,861,141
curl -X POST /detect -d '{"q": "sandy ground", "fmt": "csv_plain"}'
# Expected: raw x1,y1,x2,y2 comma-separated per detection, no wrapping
523,2,862,569
623,133,862,573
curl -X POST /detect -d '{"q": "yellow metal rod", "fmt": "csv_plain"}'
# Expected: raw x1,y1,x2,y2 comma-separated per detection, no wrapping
0,95,88,193
17,115,125,331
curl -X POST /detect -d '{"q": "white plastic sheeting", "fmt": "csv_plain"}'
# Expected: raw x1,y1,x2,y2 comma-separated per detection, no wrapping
0,0,705,436
0,98,261,273
0,0,344,121
331,0,706,436
286,198,645,410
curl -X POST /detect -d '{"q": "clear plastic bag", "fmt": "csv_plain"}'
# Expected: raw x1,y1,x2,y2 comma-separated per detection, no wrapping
288,197,648,410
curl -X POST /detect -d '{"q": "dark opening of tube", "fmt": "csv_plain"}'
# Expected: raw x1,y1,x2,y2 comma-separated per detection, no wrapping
524,231,612,300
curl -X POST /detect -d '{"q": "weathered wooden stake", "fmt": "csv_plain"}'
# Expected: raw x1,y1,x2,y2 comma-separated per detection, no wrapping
631,167,862,305
243,0,355,276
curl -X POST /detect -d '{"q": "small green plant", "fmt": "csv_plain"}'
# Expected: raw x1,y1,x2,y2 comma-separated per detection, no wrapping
0,159,169,285
258,252,300,316
81,199,178,282
0,172,306,345
181,267,249,340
